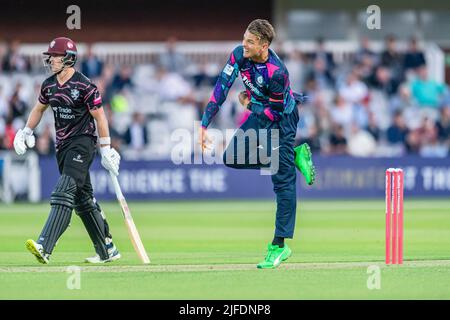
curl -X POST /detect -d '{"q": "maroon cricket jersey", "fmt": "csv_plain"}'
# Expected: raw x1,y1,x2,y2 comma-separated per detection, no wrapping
38,71,102,150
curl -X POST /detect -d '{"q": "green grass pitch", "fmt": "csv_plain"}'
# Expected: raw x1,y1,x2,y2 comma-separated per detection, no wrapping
0,199,449,299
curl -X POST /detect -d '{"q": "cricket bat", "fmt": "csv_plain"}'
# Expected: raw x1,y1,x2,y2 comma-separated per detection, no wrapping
109,171,150,264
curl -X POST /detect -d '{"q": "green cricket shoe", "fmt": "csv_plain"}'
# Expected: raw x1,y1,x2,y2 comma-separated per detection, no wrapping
257,243,292,269
294,143,316,185
26,239,49,264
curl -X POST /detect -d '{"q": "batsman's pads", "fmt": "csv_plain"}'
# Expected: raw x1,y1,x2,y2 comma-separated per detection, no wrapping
74,191,110,260
38,175,77,254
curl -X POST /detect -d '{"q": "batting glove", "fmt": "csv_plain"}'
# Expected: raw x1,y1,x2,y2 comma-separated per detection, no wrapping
13,127,35,155
100,146,121,176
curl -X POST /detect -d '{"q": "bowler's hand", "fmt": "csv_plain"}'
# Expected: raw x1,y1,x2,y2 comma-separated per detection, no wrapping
198,126,212,152
238,91,250,108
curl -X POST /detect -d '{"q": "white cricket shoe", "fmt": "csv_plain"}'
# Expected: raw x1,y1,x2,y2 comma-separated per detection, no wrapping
85,241,121,264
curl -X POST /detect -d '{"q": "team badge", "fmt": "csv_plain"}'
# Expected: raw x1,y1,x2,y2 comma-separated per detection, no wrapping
70,89,79,100
257,75,264,86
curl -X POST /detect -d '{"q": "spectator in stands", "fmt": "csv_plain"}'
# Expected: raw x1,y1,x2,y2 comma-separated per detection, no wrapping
2,117,16,149
403,37,426,72
305,55,334,90
329,94,353,132
28,81,42,111
105,106,123,152
380,35,404,82
347,124,377,157
355,59,375,83
390,83,415,112
338,70,368,105
354,38,378,81
328,124,348,155
405,129,421,154
365,112,381,142
0,85,9,118
158,36,187,74
441,89,450,107
81,44,104,79
309,37,335,72
8,84,28,121
98,63,116,104
110,89,130,113
418,116,438,145
417,117,447,157
410,65,447,109
367,65,400,97
109,65,134,94
354,37,377,66
1,40,31,73
436,106,450,146
123,112,148,151
191,58,218,88
0,117,5,149
154,65,195,103
386,110,409,145
296,122,321,153
285,49,306,93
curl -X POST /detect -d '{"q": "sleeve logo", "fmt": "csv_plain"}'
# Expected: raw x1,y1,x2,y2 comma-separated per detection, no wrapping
223,64,234,76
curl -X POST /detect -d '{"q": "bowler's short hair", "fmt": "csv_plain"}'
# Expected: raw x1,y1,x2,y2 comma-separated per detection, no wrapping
246,19,275,45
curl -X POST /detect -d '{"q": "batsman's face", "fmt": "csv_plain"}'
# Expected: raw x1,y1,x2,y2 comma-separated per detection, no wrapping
48,55,64,72
242,30,268,59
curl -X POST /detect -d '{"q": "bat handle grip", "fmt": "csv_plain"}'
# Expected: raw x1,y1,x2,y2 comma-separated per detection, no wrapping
109,171,124,200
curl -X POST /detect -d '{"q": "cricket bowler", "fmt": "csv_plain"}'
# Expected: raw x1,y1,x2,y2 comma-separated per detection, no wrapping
199,19,315,269
13,37,121,264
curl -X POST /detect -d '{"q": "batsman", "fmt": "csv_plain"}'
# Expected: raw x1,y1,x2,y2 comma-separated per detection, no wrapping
199,19,315,269
14,37,121,264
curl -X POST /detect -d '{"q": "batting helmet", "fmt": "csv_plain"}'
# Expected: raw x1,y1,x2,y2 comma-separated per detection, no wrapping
43,37,78,71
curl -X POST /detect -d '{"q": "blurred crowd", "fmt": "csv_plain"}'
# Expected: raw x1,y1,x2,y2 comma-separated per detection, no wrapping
288,36,450,157
0,35,449,158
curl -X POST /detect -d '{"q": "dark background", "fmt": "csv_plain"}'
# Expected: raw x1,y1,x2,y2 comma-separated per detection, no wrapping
0,0,273,42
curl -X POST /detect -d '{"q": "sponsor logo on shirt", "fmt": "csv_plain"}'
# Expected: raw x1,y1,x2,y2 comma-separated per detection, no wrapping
242,74,262,96
53,106,76,120
72,154,84,163
223,64,234,76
